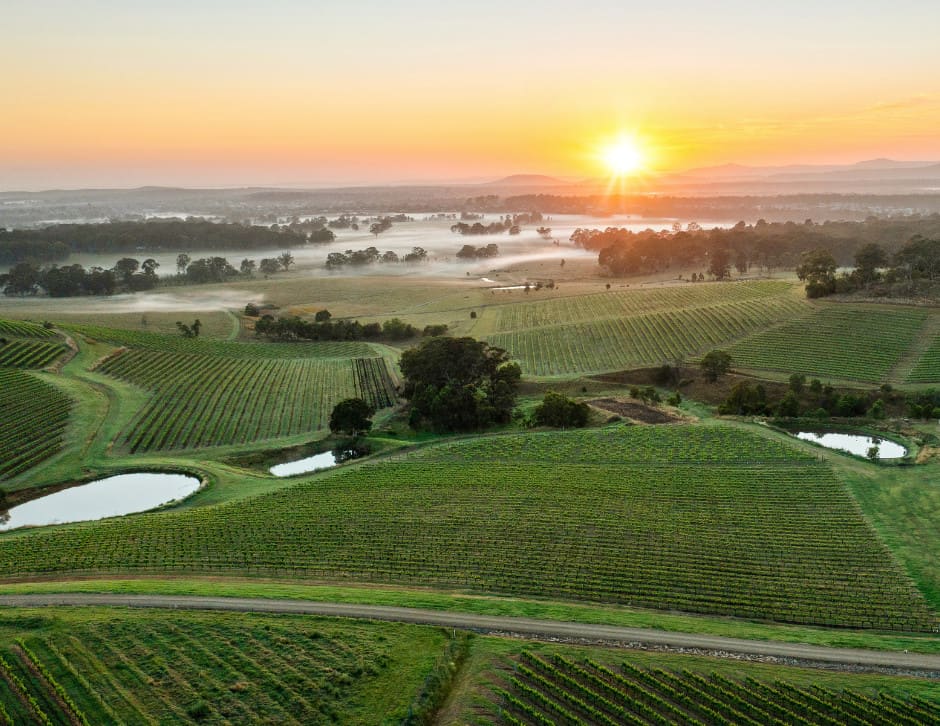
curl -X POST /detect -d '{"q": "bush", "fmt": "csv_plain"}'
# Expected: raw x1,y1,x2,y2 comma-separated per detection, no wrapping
244,303,260,316
422,324,448,337
533,391,590,428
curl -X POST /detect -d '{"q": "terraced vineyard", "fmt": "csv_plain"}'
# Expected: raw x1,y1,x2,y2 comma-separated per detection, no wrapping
96,347,397,452
0,426,931,630
728,305,929,382
0,610,448,725
490,295,809,376
0,370,71,481
495,651,940,725
495,280,798,332
906,332,940,383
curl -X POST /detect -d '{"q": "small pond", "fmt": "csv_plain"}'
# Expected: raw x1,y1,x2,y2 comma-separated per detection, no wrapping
269,449,361,477
0,472,201,531
793,431,907,459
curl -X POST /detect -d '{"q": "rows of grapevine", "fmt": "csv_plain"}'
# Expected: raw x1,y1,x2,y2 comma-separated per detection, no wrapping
0,611,445,724
0,370,71,481
67,323,376,359
906,333,940,383
0,339,67,369
728,306,929,382
96,348,396,452
0,426,932,630
495,280,798,332
495,651,940,725
490,295,809,376
0,320,57,339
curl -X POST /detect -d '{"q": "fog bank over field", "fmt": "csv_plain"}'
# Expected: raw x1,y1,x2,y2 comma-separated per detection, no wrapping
0,289,262,314
36,214,731,280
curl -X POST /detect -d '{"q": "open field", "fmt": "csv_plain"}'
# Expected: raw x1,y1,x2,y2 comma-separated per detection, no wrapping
728,305,930,383
0,425,932,631
0,370,72,481
0,608,451,724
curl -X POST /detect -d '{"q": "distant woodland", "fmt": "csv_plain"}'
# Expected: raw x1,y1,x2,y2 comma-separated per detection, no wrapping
0,220,324,265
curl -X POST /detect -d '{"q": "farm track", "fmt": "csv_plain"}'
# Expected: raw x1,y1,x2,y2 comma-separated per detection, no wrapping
1,593,938,675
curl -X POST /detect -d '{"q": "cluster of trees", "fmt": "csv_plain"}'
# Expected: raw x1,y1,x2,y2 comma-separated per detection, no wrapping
0,220,311,266
178,252,292,283
449,213,544,237
532,391,590,428
796,236,940,298
254,312,438,342
718,374,894,419
325,246,428,268
2,257,160,296
400,337,520,432
456,244,499,260
574,217,940,279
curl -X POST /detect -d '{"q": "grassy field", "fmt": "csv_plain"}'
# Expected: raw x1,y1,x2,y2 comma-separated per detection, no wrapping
728,305,930,383
0,608,452,724
0,370,72,481
0,425,932,631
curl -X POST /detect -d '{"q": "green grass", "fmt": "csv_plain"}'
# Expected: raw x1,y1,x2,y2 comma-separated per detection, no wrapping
0,425,931,631
728,305,929,383
489,295,808,377
488,649,940,724
0,608,451,725
0,369,72,481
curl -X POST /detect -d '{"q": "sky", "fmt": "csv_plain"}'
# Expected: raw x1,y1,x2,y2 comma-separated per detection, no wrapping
2,0,940,189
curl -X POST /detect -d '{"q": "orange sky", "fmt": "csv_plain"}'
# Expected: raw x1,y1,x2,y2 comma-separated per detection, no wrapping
3,1,939,188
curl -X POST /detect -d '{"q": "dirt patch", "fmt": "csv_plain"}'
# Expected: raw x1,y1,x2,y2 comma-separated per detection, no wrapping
588,398,684,424
916,446,940,464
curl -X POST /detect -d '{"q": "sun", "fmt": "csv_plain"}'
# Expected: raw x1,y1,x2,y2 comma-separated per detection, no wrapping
600,136,645,177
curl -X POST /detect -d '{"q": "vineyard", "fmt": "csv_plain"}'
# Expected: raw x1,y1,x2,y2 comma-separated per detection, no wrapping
728,305,929,382
67,323,376,359
0,340,67,370
0,370,71,481
95,347,397,452
494,280,800,332
0,425,932,630
489,295,809,376
0,320,57,339
906,332,940,383
494,651,940,725
0,609,448,725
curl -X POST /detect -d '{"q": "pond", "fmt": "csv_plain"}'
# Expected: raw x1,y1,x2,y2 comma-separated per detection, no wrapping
793,431,907,459
0,472,201,532
269,448,363,477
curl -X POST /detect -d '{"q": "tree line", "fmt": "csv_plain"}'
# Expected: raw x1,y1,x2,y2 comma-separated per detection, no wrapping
325,246,428,268
0,219,319,266
253,310,447,342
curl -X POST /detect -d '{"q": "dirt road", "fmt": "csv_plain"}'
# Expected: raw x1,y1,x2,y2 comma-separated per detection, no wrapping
0,593,937,675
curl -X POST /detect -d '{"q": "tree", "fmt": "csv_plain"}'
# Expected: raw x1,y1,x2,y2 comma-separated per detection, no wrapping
400,337,521,432
176,319,202,338
240,258,256,277
278,251,294,271
788,373,806,394
142,258,160,277
176,253,191,275
314,309,332,322
854,243,887,287
776,391,800,417
329,398,375,436
707,246,731,280
533,391,590,428
796,248,837,298
113,257,140,284
259,258,281,276
700,350,732,382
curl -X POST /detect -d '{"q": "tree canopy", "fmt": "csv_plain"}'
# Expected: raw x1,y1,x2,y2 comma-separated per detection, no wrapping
533,391,590,428
329,398,375,436
400,337,520,432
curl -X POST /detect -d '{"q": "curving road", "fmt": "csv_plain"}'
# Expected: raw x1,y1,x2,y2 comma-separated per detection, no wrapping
0,593,938,675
